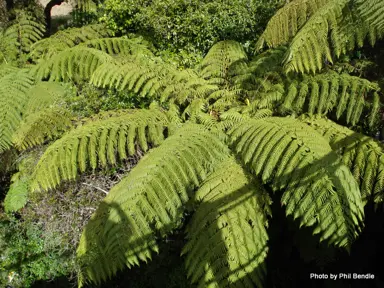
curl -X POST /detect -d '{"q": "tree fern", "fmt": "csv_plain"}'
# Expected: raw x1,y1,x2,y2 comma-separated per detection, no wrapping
357,0,384,43
229,117,364,248
283,0,357,73
30,109,171,191
183,158,270,288
76,124,230,286
4,176,29,213
301,116,384,204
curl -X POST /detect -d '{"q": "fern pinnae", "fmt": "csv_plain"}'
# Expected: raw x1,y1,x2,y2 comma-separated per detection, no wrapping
230,117,364,248
77,125,231,284
183,158,270,288
250,126,282,174
31,109,170,191
308,81,319,115
301,116,384,203
368,92,381,128
317,80,329,114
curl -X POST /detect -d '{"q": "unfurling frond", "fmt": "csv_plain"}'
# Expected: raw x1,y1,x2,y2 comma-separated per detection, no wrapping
301,116,384,204
199,40,248,86
0,70,34,152
256,0,331,50
33,47,113,81
29,24,112,61
31,109,170,191
280,71,380,126
183,158,270,288
13,107,73,150
229,117,364,248
76,125,230,286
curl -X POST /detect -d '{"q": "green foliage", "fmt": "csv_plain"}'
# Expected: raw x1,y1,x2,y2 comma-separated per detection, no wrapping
4,178,29,213
13,107,73,151
29,24,112,62
0,73,74,153
66,82,152,117
280,71,380,126
0,10,45,65
183,158,270,288
258,0,384,73
76,124,230,286
1,2,384,286
229,117,365,248
0,217,76,288
301,116,384,204
90,55,217,105
199,40,248,86
0,69,34,152
4,150,42,213
31,108,170,191
99,0,280,54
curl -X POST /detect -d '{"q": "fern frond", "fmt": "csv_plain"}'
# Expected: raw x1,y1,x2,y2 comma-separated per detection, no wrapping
247,47,287,76
91,57,217,105
283,0,359,73
13,107,73,150
30,109,170,191
29,24,112,61
301,116,384,203
24,81,74,115
183,158,270,288
0,70,34,152
199,40,248,86
80,37,153,56
76,124,230,285
256,0,331,50
357,0,384,44
229,117,364,248
4,177,29,212
33,47,113,81
0,64,18,78
280,71,380,125
4,11,45,55
4,150,42,212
